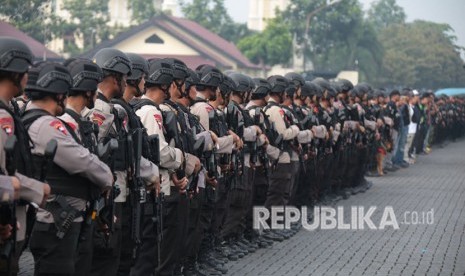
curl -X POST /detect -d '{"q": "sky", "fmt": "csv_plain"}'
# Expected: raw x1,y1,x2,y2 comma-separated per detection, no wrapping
224,0,465,49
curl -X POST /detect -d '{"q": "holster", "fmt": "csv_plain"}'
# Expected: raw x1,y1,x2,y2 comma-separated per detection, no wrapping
45,196,80,240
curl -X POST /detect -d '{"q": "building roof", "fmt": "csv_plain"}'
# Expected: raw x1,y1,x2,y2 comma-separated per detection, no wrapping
81,14,260,70
0,21,62,60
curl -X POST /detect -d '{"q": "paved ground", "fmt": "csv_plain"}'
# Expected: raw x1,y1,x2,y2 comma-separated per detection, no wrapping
226,140,465,276
18,139,465,275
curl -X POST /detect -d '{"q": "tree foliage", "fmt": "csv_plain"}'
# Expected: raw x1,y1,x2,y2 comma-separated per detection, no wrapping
283,0,383,81
0,0,54,43
367,0,406,31
237,16,292,69
129,0,159,25
377,20,465,89
62,0,111,54
180,0,251,43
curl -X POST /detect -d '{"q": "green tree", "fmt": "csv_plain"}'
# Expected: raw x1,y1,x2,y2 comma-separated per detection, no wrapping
180,0,251,43
367,0,406,31
128,0,159,25
237,17,292,73
181,0,232,33
377,20,465,88
62,0,111,54
283,0,382,81
0,0,55,43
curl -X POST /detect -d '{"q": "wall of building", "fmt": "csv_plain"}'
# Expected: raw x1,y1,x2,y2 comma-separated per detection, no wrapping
247,0,289,31
114,25,199,56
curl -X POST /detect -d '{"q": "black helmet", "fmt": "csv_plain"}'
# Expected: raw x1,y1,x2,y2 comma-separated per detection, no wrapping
93,48,132,76
328,83,339,97
246,75,256,92
356,83,373,95
337,79,354,92
331,81,343,94
64,58,102,95
219,75,236,96
126,53,148,81
229,72,249,93
348,86,362,99
374,89,385,98
197,65,223,88
354,84,368,98
267,75,288,93
25,61,72,95
312,78,334,100
301,81,320,98
284,72,305,87
185,68,200,90
307,81,323,98
285,83,296,97
366,92,374,101
251,78,271,99
0,37,33,73
145,59,174,87
164,58,188,80
312,77,331,92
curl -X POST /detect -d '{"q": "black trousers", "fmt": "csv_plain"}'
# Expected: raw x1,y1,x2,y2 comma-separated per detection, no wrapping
293,160,314,208
222,167,252,239
156,189,188,276
73,221,94,276
30,221,81,275
245,166,268,232
264,163,292,209
184,189,205,259
117,201,135,276
176,193,189,262
197,186,215,257
287,161,301,205
0,240,25,276
90,202,123,276
130,198,157,276
211,177,230,241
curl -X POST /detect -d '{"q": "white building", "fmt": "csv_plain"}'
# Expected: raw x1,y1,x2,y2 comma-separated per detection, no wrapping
247,0,290,31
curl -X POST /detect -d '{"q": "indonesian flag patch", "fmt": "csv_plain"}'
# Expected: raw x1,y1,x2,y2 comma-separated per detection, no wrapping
50,120,68,135
205,106,213,113
0,117,14,136
154,114,163,129
92,112,106,126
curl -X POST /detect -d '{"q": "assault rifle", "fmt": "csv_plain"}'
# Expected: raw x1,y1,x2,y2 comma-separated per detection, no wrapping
0,136,18,275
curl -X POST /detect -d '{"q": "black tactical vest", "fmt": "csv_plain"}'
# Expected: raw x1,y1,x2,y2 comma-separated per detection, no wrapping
22,109,100,200
0,100,34,178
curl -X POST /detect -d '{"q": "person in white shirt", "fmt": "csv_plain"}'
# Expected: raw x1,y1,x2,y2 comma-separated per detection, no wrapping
405,90,419,164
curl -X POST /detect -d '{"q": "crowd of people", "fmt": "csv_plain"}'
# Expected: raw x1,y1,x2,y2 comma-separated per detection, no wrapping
0,36,464,276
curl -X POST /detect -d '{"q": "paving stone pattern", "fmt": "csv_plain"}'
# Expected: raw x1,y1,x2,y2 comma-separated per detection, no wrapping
226,140,465,276
18,140,465,276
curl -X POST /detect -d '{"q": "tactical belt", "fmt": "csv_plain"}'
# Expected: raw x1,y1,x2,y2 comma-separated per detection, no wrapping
45,195,81,239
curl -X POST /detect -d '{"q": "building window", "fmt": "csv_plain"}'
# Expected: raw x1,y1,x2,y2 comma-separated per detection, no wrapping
145,34,164,44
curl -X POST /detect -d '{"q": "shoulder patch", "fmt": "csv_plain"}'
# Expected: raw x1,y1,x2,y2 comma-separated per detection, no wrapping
278,109,285,117
0,117,14,136
154,114,163,129
92,112,106,126
50,120,68,135
205,105,213,113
